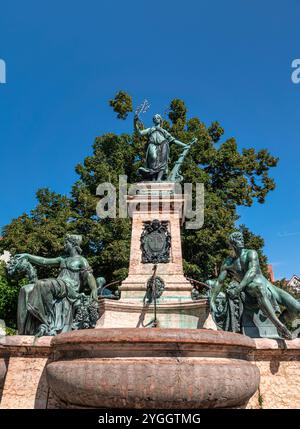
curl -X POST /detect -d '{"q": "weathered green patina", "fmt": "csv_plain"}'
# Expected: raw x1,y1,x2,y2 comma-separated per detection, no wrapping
140,219,171,264
134,112,196,182
210,231,300,339
11,234,100,337
145,276,165,304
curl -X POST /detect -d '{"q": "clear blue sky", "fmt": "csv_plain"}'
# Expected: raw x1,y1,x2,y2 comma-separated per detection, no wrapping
0,1,299,279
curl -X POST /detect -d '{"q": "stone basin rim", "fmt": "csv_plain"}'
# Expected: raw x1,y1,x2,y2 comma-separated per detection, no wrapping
51,328,256,349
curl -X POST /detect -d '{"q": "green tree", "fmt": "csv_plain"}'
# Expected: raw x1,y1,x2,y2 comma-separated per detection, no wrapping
0,92,278,327
109,90,133,120
0,262,21,329
274,278,300,300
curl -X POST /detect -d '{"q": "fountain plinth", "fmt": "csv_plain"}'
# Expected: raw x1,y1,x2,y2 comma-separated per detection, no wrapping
96,182,209,329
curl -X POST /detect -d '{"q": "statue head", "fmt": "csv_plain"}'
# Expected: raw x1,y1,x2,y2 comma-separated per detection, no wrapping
153,114,163,126
64,234,83,255
229,231,244,250
96,277,106,289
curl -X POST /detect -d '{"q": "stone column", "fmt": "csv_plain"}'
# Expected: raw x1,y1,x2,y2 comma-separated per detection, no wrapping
121,182,192,301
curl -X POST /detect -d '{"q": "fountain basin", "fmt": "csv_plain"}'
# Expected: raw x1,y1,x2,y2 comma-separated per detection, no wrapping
0,358,7,390
46,328,260,409
0,342,8,396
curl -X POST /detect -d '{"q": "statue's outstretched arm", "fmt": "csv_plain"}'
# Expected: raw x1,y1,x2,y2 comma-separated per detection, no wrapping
16,254,62,267
173,138,189,148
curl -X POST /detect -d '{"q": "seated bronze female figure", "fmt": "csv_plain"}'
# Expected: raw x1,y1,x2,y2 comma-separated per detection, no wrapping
14,234,98,337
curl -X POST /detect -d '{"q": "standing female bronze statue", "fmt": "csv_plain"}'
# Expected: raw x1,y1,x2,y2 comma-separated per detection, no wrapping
134,113,190,181
14,234,99,336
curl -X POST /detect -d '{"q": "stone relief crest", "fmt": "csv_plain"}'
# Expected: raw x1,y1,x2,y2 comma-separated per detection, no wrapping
140,219,171,264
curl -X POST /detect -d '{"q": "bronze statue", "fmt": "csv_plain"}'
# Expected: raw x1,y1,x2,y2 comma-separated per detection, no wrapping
12,234,99,337
210,231,300,339
134,111,195,182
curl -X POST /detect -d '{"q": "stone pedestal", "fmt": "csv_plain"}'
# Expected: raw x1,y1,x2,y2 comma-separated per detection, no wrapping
121,182,192,301
96,298,209,329
242,307,280,339
97,182,207,329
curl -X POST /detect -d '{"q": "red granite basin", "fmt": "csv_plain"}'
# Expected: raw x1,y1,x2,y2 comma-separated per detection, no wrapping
46,328,260,409
0,358,7,388
0,344,7,393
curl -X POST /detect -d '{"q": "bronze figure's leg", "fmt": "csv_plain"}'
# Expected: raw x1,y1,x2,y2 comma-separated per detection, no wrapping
17,283,34,334
247,280,293,340
156,169,165,181
275,287,300,329
26,279,64,336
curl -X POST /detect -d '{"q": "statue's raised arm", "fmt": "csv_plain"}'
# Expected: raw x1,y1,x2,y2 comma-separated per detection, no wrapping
134,114,151,137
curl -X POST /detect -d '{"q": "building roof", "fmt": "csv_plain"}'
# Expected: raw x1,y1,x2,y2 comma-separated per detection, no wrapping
267,264,275,283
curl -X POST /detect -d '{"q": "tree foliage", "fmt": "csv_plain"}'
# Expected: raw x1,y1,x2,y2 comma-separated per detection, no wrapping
109,90,133,120
0,92,279,326
274,278,300,300
0,262,21,329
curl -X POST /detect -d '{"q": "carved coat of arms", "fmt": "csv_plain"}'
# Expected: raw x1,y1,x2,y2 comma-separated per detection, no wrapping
140,219,171,264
